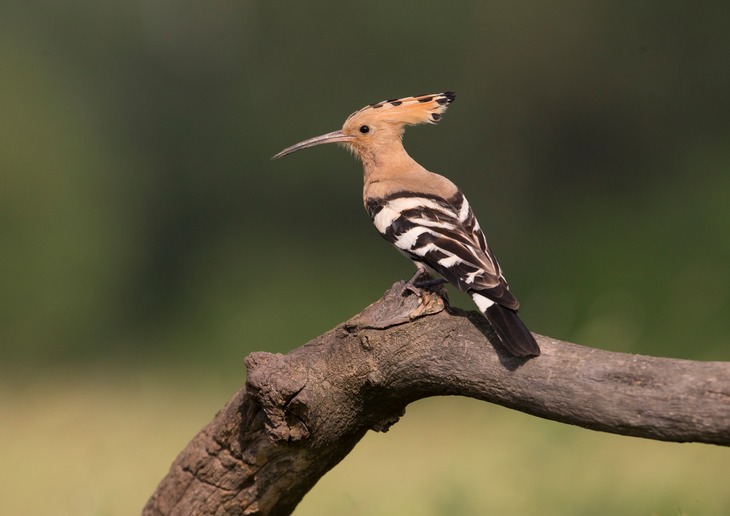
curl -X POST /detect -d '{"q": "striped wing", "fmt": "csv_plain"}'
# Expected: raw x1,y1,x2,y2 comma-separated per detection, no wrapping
366,191,520,310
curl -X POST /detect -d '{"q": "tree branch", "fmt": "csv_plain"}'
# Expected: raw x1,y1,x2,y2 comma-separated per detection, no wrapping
144,282,730,516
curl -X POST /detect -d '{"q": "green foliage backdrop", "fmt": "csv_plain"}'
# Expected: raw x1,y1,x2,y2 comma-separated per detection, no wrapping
2,1,729,368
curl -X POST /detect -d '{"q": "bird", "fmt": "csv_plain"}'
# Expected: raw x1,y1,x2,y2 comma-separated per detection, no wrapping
272,92,540,357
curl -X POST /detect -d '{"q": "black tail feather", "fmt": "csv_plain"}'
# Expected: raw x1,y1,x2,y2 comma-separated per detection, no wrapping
485,304,541,357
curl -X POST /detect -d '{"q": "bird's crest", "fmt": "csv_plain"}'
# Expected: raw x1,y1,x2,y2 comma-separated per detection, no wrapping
346,92,455,127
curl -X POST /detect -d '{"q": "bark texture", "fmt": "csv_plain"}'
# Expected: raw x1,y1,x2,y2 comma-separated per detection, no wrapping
144,282,730,516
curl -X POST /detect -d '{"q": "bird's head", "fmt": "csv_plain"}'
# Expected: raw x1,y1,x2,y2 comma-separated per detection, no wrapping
272,92,455,162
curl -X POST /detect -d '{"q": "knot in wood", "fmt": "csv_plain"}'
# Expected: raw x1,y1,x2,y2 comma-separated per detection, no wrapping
244,352,310,443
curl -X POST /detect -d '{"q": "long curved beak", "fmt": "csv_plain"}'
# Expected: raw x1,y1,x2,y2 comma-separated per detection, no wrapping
271,130,355,160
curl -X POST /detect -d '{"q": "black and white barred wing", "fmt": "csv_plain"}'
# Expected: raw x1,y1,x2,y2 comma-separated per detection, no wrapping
367,192,519,310
367,190,539,357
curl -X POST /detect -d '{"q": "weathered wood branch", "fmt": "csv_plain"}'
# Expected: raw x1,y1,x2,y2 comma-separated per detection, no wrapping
144,282,730,516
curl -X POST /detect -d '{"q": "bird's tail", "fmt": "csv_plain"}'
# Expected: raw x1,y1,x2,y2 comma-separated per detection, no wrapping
471,293,541,357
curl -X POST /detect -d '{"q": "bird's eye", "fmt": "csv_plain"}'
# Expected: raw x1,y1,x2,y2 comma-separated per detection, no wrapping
359,125,370,134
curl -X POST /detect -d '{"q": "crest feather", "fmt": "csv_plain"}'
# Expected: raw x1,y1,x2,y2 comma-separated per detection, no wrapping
346,92,455,127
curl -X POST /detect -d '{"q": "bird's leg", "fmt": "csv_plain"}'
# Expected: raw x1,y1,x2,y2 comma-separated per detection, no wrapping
414,277,448,288
401,265,429,296
400,265,447,298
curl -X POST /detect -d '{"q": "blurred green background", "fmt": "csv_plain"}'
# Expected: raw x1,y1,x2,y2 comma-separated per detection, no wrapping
2,1,729,515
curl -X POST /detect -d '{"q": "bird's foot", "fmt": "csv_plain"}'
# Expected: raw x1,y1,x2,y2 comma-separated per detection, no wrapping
396,280,422,299
400,268,430,298
399,269,448,301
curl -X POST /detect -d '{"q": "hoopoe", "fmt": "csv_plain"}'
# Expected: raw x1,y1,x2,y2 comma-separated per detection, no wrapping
272,92,540,357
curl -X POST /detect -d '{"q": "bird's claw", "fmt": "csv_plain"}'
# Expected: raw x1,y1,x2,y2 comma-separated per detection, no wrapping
399,268,429,299
398,271,448,303
396,280,424,300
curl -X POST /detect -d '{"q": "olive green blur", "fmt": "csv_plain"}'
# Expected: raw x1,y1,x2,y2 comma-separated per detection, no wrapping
1,1,729,514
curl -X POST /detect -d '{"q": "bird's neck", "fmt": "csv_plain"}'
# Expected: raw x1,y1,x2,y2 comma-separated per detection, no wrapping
359,141,460,204
361,142,422,183
360,142,434,202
